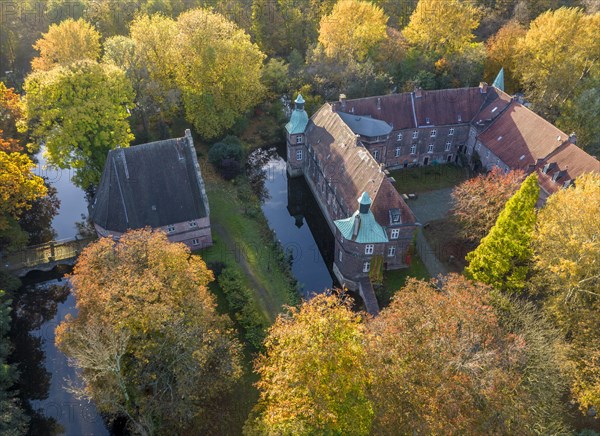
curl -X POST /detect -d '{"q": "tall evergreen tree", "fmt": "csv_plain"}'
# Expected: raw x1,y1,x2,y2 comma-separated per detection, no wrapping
465,173,539,294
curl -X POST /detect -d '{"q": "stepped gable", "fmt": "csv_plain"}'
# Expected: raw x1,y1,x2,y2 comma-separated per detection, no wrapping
537,142,600,195
306,104,409,224
413,87,486,126
91,135,208,233
477,101,569,169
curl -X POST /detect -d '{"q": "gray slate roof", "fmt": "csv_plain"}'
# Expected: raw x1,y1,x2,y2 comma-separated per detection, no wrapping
338,111,393,137
90,130,209,233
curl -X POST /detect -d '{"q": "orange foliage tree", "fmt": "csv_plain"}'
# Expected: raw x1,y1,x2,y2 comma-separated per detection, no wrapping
56,229,242,435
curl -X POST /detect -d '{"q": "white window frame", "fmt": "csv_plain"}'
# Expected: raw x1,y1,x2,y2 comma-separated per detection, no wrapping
445,142,452,151
449,128,455,136
410,144,417,154
296,135,302,144
373,150,379,161
167,225,176,233
192,238,200,245
391,229,400,239
430,129,437,137
363,261,370,273
189,221,197,228
296,149,303,161
428,144,434,153
426,117,430,124
365,244,374,255
397,132,403,141
395,147,401,157
412,131,418,139
388,246,396,257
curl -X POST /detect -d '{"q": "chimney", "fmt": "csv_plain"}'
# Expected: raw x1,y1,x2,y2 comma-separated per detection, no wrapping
414,87,423,98
569,133,577,144
352,215,361,239
479,82,488,94
339,94,347,111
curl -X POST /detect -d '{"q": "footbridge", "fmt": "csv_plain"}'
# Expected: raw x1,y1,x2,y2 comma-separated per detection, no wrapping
1,237,96,277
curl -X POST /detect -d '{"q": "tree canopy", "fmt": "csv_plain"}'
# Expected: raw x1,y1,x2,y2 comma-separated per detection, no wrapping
247,293,372,435
56,229,243,434
318,0,388,62
465,173,539,294
31,18,101,71
23,61,134,189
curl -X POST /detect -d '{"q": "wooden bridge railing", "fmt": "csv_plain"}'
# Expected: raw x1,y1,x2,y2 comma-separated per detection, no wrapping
1,237,96,272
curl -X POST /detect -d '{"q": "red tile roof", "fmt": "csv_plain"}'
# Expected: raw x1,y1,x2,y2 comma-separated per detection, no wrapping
477,101,569,169
333,93,416,130
413,87,487,126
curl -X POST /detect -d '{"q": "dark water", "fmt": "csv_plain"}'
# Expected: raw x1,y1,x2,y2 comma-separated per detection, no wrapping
260,155,336,297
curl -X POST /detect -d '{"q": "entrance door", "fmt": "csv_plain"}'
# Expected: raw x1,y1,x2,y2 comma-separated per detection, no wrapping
423,157,429,166
447,154,453,162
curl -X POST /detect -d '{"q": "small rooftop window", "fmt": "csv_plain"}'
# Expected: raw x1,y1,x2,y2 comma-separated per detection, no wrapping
491,106,498,113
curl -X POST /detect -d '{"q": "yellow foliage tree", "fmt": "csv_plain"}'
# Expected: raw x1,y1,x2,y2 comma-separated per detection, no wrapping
535,173,600,413
319,0,388,61
0,151,47,230
484,21,526,93
31,18,101,71
402,0,482,57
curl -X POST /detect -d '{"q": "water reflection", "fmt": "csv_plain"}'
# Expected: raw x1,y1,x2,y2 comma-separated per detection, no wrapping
10,273,109,436
260,156,336,297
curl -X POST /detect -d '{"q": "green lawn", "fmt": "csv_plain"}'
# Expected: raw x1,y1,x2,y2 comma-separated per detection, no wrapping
377,254,430,307
389,164,468,194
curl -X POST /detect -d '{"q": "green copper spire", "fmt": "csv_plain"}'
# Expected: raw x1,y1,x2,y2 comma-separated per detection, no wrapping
285,93,309,135
493,68,505,92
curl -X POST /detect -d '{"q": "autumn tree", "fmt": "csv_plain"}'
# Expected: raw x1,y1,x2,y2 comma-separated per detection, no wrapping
0,151,47,231
516,8,600,120
403,0,482,57
556,84,600,156
0,82,24,152
465,173,539,294
484,21,526,93
56,229,242,435
31,18,101,71
18,181,60,245
451,167,525,242
534,173,600,413
246,293,372,435
173,9,266,139
23,61,134,189
367,275,569,434
318,0,388,62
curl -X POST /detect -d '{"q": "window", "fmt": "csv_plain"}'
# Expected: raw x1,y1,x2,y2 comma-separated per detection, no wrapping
486,150,490,158
410,144,417,154
430,129,437,137
373,150,379,161
363,261,370,273
189,221,197,228
365,244,374,255
449,128,455,136
391,229,400,239
395,147,401,157
428,144,434,153
296,149,303,160
412,131,418,139
192,238,200,245
397,132,403,141
457,114,462,122
339,250,343,262
167,225,175,233
425,117,430,124
388,246,396,257
296,135,302,144
445,142,452,151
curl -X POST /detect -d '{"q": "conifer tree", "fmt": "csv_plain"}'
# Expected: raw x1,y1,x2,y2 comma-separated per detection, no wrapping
464,173,539,294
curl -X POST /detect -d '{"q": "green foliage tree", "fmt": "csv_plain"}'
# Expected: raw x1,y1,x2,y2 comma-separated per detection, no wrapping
0,289,29,435
465,173,539,294
318,0,388,62
31,18,101,71
173,9,266,139
23,61,134,189
556,83,600,157
534,174,600,413
367,275,569,434
246,293,372,435
56,229,243,435
516,8,600,120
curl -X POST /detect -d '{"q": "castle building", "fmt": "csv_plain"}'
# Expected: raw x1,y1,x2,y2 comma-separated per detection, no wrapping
90,129,212,250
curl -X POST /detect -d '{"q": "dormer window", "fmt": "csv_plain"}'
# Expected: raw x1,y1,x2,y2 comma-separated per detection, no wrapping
458,115,462,122
430,129,437,137
426,117,430,124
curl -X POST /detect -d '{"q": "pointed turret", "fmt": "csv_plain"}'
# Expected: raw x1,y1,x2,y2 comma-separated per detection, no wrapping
493,68,505,92
358,191,372,214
